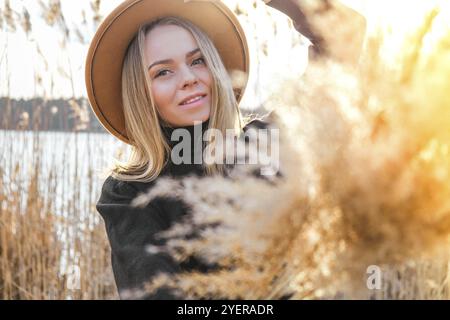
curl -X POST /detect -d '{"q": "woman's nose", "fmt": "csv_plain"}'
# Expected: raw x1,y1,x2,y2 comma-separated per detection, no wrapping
180,65,198,88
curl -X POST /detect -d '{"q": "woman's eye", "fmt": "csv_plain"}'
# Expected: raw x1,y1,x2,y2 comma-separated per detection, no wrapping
155,69,170,78
192,57,205,65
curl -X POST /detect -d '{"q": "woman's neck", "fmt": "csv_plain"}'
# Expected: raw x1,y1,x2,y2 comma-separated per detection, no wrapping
160,118,210,146
160,118,211,175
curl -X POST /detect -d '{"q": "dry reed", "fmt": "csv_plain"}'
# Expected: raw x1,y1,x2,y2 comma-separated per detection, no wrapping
132,0,450,300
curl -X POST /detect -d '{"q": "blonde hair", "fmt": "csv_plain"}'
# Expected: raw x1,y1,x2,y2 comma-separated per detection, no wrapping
106,16,250,183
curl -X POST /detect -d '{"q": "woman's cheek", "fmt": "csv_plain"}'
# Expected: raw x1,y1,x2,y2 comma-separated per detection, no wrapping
201,69,213,88
152,82,172,109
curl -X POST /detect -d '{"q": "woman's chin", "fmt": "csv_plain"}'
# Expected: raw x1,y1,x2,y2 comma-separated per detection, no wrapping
166,107,210,127
183,106,211,124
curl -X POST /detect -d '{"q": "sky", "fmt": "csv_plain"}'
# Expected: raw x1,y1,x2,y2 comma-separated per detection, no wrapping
0,0,125,99
0,0,370,107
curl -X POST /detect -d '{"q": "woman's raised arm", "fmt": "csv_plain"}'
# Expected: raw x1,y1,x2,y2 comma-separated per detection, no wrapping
264,0,367,66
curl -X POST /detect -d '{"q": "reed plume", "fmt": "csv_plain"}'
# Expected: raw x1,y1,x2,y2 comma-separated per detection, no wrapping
132,0,450,299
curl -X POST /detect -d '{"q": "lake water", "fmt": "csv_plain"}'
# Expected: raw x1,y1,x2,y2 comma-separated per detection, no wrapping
0,129,129,220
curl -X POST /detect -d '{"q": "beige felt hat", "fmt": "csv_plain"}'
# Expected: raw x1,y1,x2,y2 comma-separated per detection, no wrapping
85,0,250,144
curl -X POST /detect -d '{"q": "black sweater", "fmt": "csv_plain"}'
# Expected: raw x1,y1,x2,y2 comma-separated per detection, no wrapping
96,118,273,299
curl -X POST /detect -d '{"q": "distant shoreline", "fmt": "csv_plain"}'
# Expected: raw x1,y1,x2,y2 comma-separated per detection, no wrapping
0,97,105,133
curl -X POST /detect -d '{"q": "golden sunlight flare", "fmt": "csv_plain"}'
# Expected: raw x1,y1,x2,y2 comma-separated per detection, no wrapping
132,0,450,299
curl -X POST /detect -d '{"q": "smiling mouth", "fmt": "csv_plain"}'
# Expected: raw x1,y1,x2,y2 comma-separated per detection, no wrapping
179,94,207,105
179,94,207,107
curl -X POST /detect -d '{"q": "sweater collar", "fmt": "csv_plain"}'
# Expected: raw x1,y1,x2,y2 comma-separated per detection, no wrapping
160,118,210,148
159,118,210,175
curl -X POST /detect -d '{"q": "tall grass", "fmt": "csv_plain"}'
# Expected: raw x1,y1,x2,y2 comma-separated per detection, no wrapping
0,128,118,299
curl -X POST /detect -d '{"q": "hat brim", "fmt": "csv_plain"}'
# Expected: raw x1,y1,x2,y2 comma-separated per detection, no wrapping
85,0,250,144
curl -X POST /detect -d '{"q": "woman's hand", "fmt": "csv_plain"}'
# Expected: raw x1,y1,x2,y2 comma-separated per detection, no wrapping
264,0,325,54
264,0,366,66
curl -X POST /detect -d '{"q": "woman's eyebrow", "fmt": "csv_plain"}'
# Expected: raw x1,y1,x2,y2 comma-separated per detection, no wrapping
148,48,201,71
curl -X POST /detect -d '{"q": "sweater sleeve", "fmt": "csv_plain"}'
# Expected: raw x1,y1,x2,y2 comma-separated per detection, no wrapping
96,176,184,300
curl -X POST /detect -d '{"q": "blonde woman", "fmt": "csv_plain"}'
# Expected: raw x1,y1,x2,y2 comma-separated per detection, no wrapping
86,0,364,299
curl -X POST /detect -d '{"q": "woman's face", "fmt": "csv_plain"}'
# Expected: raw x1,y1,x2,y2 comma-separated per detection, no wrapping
144,24,212,127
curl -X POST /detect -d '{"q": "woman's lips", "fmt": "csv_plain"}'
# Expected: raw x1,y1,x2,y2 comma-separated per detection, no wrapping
178,94,207,110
